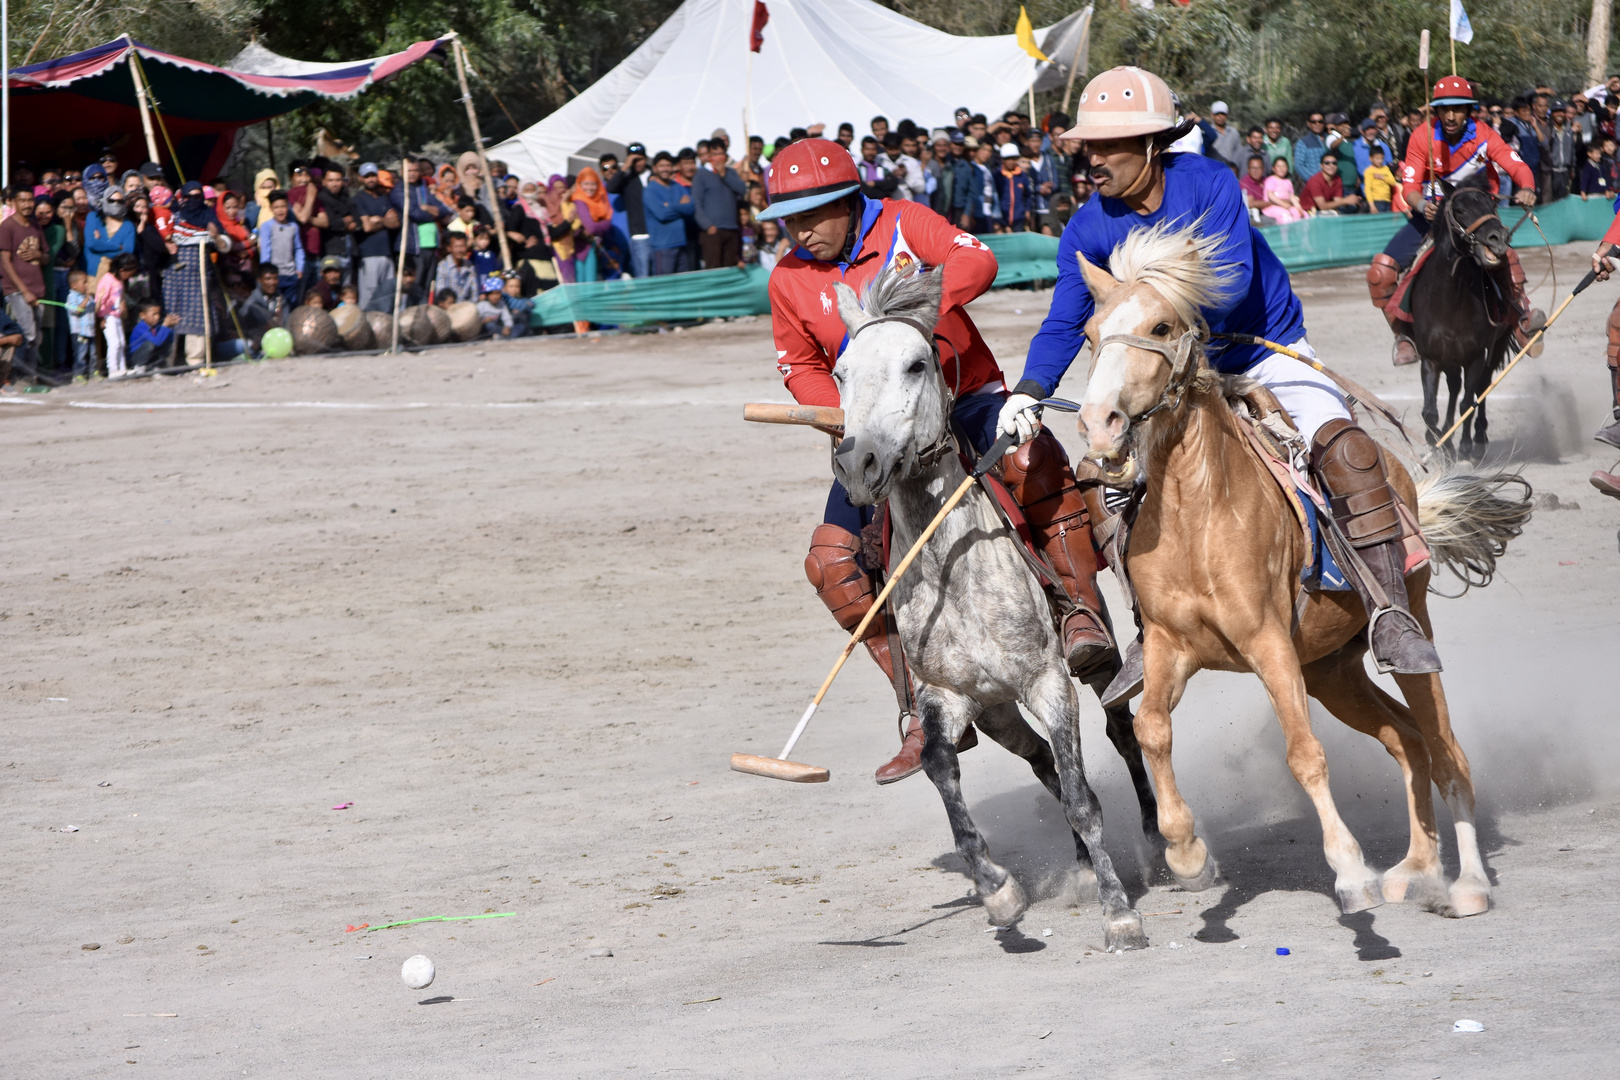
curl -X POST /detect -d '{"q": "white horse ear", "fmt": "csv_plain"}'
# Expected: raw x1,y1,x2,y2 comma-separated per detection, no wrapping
834,281,866,337
1078,255,1119,304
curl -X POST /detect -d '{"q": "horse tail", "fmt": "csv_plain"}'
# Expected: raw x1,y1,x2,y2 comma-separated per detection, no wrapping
1414,467,1534,593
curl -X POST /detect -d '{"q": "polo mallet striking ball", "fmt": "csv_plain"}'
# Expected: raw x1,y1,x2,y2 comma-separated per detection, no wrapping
1423,244,1612,463
730,427,1017,783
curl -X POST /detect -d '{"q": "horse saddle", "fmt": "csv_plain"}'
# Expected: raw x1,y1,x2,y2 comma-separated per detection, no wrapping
1389,238,1436,320
1224,379,1430,591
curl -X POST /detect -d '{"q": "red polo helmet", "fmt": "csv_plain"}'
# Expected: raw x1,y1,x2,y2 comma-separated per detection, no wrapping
756,139,861,220
1430,75,1477,107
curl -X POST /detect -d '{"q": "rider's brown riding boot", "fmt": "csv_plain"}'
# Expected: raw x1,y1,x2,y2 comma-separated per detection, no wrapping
805,524,974,785
1002,431,1118,680
1312,419,1442,675
1368,254,1418,367
1596,313,1620,449
1505,247,1547,358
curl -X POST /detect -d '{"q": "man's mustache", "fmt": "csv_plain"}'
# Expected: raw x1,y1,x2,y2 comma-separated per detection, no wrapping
1090,165,1112,182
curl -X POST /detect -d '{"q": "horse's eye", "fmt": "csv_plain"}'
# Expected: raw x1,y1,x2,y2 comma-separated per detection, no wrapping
1152,322,1171,337
907,359,928,374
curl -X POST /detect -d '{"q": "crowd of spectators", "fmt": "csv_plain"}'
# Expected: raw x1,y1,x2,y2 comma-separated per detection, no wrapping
11,78,1618,382
1182,78,1620,225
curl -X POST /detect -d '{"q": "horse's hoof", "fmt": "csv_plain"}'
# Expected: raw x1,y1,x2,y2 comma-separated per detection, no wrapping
1382,861,1447,907
981,874,1029,926
1170,850,1220,893
1336,875,1386,914
1104,909,1148,952
1446,877,1491,918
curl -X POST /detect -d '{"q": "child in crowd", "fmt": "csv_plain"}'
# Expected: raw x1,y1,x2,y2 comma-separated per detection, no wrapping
310,256,343,309
1362,146,1397,214
1579,143,1612,198
256,189,304,307
476,275,511,337
434,288,458,310
397,266,424,308
470,227,500,277
756,219,790,273
449,196,479,238
240,263,290,353
65,268,96,382
128,300,180,370
501,274,532,338
96,253,138,378
337,284,360,310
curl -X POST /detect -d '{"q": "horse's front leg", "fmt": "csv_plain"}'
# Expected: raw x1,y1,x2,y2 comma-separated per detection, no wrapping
916,687,1025,925
1026,670,1146,951
1420,359,1441,445
1244,627,1384,913
1081,667,1162,846
1134,629,1218,890
1467,349,1496,454
1443,366,1462,452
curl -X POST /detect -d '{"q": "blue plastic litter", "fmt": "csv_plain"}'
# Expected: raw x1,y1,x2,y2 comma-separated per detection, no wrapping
1276,947,1291,956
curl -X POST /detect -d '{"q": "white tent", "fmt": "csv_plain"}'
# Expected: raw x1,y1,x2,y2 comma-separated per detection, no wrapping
489,0,1090,182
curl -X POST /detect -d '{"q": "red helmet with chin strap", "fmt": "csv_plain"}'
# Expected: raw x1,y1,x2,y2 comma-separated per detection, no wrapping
1430,75,1477,106
756,139,861,220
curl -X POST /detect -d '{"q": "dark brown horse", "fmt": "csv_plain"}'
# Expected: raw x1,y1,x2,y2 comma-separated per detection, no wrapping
1409,181,1519,458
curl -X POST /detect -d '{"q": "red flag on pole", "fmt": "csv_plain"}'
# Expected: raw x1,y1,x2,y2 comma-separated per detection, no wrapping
750,2,770,53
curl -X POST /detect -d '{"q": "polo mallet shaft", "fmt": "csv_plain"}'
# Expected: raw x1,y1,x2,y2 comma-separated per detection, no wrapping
774,431,1016,764
1425,249,1609,459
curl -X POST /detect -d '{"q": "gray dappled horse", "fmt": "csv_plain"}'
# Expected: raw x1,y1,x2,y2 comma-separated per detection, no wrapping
829,264,1147,951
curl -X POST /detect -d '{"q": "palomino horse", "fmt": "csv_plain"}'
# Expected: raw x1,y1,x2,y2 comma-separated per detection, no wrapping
829,265,1146,950
1076,221,1531,918
1410,181,1520,456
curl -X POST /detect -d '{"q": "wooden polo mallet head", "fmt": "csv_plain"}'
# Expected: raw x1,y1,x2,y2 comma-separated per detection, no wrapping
731,402,1013,783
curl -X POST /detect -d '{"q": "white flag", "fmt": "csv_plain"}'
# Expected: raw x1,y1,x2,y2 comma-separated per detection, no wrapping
1450,0,1474,44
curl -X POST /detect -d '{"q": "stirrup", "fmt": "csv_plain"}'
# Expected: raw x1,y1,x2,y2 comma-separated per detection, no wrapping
1100,638,1144,708
1367,606,1442,675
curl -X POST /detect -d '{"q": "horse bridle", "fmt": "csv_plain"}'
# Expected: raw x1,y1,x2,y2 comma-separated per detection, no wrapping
1090,325,1208,424
1443,191,1502,265
848,314,958,471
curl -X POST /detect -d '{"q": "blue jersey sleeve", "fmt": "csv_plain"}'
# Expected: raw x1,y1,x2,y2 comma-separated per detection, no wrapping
1199,168,1258,324
1019,216,1094,397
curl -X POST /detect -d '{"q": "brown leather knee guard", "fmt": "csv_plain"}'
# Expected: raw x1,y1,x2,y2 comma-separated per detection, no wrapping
1606,298,1620,370
1311,418,1401,548
1001,431,1107,612
805,523,901,682
1506,245,1527,289
1367,253,1401,308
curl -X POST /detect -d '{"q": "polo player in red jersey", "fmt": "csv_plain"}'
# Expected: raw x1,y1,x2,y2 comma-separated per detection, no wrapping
1367,75,1544,367
1581,211,1620,497
757,138,1118,784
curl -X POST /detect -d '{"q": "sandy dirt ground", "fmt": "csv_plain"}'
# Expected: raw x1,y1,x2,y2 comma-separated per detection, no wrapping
4,243,1619,1079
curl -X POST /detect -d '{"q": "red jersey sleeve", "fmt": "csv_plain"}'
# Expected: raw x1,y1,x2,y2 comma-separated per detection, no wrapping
1400,126,1431,203
1483,128,1535,191
902,203,999,313
768,268,840,407
1600,205,1620,249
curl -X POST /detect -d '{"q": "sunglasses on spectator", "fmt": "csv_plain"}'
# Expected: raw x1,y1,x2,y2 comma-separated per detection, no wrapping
64,172,82,182
1308,117,1324,125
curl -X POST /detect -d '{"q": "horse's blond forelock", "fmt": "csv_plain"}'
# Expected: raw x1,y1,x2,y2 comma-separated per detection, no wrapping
1102,218,1235,330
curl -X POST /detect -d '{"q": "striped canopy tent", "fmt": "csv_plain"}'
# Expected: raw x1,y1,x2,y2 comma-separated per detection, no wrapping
5,34,452,180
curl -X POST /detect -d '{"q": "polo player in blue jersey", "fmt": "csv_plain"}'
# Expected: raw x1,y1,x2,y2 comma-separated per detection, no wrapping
997,66,1441,679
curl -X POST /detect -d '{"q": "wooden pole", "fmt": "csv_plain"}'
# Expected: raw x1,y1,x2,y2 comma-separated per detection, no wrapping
391,162,410,354
1590,0,1614,87
452,36,512,271
1060,11,1092,115
198,241,213,373
126,38,162,166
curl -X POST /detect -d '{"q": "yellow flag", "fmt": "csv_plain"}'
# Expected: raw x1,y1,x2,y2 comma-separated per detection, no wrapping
1016,6,1049,62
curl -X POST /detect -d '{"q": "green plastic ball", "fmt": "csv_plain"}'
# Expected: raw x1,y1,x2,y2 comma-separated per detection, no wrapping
261,327,294,359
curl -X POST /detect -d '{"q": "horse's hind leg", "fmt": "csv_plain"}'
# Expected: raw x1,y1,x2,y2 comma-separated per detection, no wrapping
1302,644,1448,909
1082,668,1163,846
1244,627,1384,913
1025,671,1146,950
975,702,1101,902
1394,668,1491,917
916,689,1026,926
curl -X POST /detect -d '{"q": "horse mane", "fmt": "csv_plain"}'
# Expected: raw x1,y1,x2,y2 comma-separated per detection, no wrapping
859,263,945,336
1106,218,1236,332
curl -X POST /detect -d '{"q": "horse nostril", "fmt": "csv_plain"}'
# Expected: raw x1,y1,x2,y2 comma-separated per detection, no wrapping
861,452,878,479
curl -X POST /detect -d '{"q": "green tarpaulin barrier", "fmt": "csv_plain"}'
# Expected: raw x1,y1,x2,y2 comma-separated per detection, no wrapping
531,196,1617,328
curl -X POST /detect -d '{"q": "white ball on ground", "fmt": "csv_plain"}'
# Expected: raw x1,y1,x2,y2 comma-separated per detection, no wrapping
401,954,435,989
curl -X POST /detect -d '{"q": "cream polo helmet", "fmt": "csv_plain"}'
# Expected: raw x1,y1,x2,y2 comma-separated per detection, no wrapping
1067,67,1181,140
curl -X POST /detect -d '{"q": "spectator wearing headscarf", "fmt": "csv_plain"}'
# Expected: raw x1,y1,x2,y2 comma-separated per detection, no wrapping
164,180,224,343
541,175,579,281
84,188,136,277
245,168,278,229
569,167,620,282
81,164,110,212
